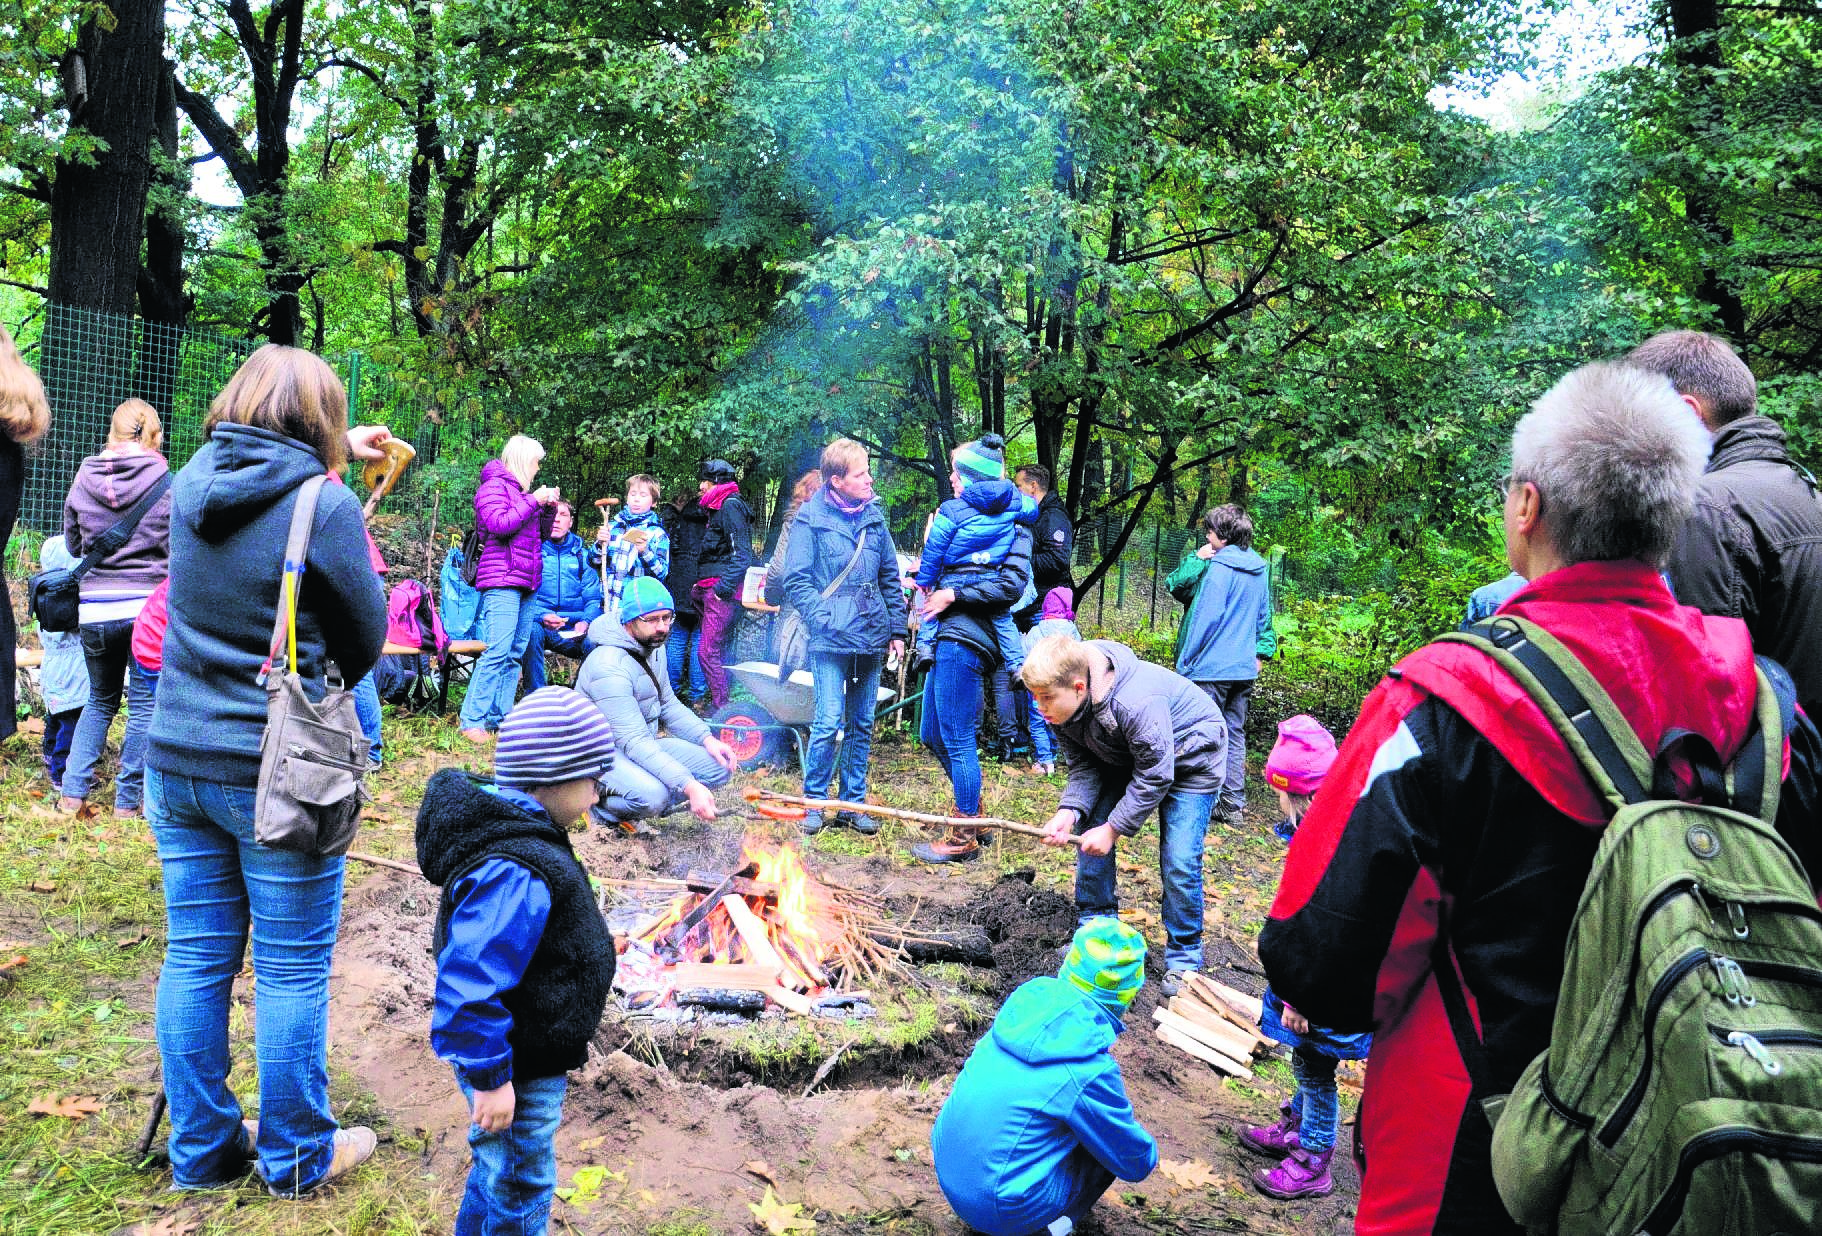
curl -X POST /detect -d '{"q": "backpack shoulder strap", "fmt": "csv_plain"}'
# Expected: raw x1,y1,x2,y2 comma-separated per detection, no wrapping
1435,615,1653,813
1724,662,1786,829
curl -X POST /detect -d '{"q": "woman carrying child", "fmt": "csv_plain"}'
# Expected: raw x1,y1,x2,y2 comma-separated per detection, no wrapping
1240,714,1362,1201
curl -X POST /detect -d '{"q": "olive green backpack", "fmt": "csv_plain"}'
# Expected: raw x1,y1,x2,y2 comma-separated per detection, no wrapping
1439,617,1822,1236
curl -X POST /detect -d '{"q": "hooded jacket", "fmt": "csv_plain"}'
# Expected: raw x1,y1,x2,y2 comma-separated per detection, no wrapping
1166,544,1276,683
1029,489,1076,599
62,447,172,598
576,618,713,794
1665,414,1822,717
662,498,711,617
1051,640,1227,838
528,531,605,627
929,524,1033,670
417,770,615,1085
34,537,89,714
472,459,550,591
931,976,1157,1236
918,479,1038,588
779,486,906,657
147,424,387,786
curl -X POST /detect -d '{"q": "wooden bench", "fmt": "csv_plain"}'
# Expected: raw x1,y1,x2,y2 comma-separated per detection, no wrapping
381,639,486,713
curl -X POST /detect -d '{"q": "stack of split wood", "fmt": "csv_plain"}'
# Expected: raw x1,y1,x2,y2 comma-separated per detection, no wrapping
1152,973,1271,1078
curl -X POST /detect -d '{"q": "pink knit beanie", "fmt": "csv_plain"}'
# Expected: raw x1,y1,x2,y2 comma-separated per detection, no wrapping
1264,715,1337,796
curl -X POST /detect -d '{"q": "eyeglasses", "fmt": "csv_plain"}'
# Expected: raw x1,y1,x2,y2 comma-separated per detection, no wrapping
1494,473,1515,504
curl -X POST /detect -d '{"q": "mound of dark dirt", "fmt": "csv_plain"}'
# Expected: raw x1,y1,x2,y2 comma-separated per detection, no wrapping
958,869,1079,992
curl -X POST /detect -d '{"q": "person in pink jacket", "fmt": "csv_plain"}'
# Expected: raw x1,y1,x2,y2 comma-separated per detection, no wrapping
459,435,560,740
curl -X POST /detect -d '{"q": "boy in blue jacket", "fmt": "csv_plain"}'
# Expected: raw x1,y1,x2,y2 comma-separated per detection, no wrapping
521,501,608,693
916,434,1037,673
931,917,1158,1236
416,688,617,1235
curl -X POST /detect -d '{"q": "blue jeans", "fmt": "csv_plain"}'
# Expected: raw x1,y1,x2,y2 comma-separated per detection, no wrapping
1291,1045,1340,1152
147,769,347,1193
919,640,985,814
803,652,883,805
1027,694,1055,764
351,671,382,765
519,626,592,694
43,707,79,787
460,588,538,730
665,620,707,700
1073,780,1216,972
1200,680,1252,814
64,618,156,811
455,1072,567,1236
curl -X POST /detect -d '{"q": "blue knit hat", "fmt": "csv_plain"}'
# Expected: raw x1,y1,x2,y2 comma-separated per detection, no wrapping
618,576,676,624
1059,916,1147,1011
954,438,1005,484
495,688,615,787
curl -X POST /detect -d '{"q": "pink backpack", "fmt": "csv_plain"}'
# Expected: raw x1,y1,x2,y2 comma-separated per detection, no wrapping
386,580,449,655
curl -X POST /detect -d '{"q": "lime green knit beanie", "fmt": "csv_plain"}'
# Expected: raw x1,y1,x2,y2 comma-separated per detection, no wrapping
1059,917,1146,1011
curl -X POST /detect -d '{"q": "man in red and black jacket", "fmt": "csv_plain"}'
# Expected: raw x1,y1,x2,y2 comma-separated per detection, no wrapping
1258,361,1822,1235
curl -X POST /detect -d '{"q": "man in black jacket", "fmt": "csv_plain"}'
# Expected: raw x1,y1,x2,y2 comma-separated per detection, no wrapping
1629,330,1822,717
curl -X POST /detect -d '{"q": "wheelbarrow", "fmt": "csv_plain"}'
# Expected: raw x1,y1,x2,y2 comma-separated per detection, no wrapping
709,661,902,771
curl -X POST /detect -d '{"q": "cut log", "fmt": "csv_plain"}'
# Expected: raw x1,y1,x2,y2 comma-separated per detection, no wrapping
664,962,783,991
869,926,995,967
1185,973,1263,1022
1179,981,1266,1041
1169,997,1270,1052
722,895,802,991
674,988,767,1012
1155,1026,1252,1078
758,984,816,1015
1153,1006,1262,1065
685,870,779,903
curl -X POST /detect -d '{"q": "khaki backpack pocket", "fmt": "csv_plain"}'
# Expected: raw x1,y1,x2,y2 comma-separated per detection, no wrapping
1490,1050,1588,1229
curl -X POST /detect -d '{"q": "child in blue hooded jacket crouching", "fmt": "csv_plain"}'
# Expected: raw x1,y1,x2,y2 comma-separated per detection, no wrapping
931,917,1158,1236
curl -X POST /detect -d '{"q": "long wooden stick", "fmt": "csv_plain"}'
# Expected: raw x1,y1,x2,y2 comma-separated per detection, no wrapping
746,789,1081,846
346,850,422,876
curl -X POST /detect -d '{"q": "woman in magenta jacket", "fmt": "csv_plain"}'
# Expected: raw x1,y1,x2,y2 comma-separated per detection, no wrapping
459,434,560,740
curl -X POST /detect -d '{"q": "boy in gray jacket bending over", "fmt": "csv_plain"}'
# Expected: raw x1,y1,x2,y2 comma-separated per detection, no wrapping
1030,635,1227,997
578,578,738,835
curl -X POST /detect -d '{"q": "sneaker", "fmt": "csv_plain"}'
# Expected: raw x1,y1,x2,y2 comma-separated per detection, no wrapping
267,1126,377,1198
1161,968,1198,998
1239,1103,1301,1156
801,811,828,836
833,811,879,836
1032,762,1056,777
1252,1146,1334,1200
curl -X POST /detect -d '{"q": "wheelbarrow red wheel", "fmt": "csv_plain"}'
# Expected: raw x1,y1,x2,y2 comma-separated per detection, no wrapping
709,701,785,771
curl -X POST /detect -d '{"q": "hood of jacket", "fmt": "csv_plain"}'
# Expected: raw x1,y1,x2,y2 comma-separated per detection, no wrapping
960,478,1019,517
179,425,328,544
73,448,170,513
990,977,1123,1065
585,611,652,657
1213,544,1267,575
545,531,589,559
1708,414,1793,472
415,768,573,887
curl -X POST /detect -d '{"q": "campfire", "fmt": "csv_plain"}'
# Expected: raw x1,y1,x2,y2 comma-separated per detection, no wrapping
607,839,994,1019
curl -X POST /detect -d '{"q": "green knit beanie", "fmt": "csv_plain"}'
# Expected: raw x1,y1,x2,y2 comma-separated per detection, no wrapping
1059,916,1146,1011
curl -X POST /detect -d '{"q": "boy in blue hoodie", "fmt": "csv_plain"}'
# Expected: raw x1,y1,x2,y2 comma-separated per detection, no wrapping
416,688,617,1235
916,434,1037,674
931,917,1158,1236
1164,504,1276,822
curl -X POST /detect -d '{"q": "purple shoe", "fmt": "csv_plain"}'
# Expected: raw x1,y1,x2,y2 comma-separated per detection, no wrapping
1238,1101,1301,1157
1252,1147,1334,1200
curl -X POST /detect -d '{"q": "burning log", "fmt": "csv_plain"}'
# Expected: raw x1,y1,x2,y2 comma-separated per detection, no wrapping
722,893,800,989
665,962,785,990
685,870,778,903
675,989,767,1013
869,925,995,967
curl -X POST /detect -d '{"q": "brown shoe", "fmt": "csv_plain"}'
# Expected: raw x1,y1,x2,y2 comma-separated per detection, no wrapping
910,818,981,864
459,728,494,745
266,1125,376,1197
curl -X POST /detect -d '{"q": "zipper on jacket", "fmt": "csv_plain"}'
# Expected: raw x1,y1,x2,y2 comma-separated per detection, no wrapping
1636,1127,1822,1235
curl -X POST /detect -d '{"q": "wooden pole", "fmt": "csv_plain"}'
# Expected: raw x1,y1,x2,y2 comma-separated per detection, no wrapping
746,788,1081,846
346,850,422,877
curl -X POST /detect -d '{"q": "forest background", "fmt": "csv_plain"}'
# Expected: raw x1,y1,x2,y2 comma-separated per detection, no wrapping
1,0,1817,734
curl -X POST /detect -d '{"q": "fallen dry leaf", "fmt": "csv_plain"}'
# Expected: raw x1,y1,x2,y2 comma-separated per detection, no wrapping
0,954,27,973
748,1185,817,1234
27,880,57,894
116,930,150,949
28,1094,102,1119
574,1134,605,1152
1159,1158,1223,1190
742,1159,776,1185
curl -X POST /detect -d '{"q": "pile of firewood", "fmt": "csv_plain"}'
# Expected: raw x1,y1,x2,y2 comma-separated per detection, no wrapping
1152,973,1273,1078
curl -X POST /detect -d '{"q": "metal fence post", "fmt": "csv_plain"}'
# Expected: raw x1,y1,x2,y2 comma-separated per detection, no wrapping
1150,524,1161,628
346,351,363,426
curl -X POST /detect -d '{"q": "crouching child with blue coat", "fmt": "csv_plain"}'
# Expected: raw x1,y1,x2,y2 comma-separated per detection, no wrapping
416,687,617,1236
931,918,1158,1236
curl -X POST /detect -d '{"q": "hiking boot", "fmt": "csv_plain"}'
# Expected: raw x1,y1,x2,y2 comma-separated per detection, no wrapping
1251,1146,1334,1200
910,820,981,864
834,811,879,836
801,811,828,836
1239,1102,1301,1156
1161,968,1198,998
267,1126,377,1198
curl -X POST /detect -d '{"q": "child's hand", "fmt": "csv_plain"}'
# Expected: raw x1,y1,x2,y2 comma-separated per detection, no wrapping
1283,1004,1310,1035
471,1081,515,1132
1076,822,1117,856
1040,809,1078,847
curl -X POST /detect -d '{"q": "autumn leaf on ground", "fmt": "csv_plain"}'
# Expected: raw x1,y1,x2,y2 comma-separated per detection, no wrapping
0,953,27,973
555,1164,609,1209
748,1185,817,1234
1159,1158,1223,1189
116,929,150,949
742,1158,776,1185
28,1094,102,1119
27,880,57,894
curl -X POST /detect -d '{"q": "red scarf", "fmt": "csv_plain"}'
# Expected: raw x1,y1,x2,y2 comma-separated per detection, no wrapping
701,480,739,510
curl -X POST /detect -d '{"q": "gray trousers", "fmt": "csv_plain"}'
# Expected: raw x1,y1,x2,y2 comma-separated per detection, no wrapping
1200,679,1252,813
594,735,731,822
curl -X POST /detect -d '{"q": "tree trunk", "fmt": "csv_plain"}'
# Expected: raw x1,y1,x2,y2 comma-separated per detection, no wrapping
135,58,188,420
1667,0,1747,341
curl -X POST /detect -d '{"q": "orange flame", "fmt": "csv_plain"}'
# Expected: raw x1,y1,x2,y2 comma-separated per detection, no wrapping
747,840,832,970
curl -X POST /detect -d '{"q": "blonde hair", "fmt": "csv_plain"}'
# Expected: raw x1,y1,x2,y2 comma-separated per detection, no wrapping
627,473,661,502
0,323,50,445
1020,634,1096,691
206,344,349,472
821,437,869,482
107,398,164,452
501,434,545,490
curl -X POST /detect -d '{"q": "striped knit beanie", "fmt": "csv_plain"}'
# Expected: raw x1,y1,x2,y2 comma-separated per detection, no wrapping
1059,916,1147,1011
953,438,1005,484
494,687,615,787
